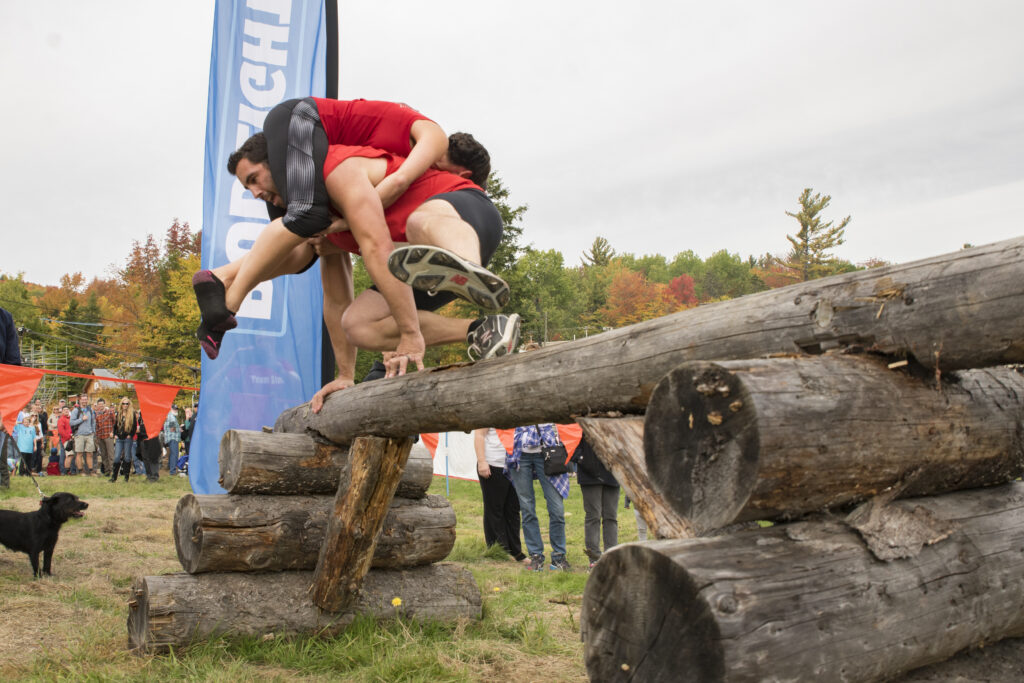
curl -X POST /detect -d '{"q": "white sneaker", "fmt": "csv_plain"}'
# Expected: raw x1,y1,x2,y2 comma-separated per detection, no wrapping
466,314,521,361
388,245,510,311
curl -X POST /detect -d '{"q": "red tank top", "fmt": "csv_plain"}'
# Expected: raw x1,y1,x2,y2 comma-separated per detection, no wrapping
322,145,480,255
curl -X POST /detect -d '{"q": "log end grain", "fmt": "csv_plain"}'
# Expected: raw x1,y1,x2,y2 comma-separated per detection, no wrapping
173,494,203,574
644,363,759,534
582,542,725,683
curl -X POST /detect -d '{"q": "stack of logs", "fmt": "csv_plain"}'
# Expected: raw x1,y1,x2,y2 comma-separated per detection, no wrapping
128,431,481,651
269,236,1024,682
126,235,1024,679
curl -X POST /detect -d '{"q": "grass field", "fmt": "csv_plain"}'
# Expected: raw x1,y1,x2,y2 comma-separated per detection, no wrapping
0,471,641,681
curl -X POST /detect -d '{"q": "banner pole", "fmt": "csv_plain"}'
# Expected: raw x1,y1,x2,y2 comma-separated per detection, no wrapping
320,0,339,388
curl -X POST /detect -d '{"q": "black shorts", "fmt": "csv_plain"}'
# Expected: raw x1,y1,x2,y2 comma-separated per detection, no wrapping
299,188,504,312
264,98,332,238
372,187,503,312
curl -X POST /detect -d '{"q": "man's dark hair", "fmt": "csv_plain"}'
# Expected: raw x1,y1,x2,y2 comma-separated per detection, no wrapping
227,132,269,175
447,132,490,187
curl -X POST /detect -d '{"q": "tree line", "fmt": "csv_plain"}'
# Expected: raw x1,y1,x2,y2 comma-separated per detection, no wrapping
1,182,874,387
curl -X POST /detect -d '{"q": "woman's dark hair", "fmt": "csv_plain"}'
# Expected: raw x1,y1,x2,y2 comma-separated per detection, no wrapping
227,132,269,174
447,132,490,187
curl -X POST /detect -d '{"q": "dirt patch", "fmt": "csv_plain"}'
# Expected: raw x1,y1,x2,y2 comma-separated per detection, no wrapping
0,495,181,676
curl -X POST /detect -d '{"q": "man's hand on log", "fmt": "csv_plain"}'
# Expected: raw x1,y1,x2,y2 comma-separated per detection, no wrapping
311,376,355,414
386,333,426,378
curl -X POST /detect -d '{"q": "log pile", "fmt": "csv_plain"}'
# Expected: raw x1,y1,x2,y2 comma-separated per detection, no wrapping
575,240,1024,680
129,432,478,651
127,237,1024,677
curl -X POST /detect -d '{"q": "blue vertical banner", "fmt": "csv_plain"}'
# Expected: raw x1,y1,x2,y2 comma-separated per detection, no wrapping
191,0,328,494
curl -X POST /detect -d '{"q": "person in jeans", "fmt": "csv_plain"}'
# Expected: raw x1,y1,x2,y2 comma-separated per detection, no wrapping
473,428,526,562
571,435,620,568
162,408,180,476
110,397,138,483
509,423,571,571
93,398,116,476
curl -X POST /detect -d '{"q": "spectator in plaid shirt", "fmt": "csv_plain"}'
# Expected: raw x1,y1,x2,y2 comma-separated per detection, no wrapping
509,423,572,572
93,398,116,476
162,408,180,476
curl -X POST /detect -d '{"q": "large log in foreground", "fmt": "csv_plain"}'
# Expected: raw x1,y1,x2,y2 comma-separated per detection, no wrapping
576,416,694,538
218,430,432,498
173,494,455,573
581,484,1024,683
128,564,480,652
275,237,1024,444
643,356,1024,533
312,436,412,612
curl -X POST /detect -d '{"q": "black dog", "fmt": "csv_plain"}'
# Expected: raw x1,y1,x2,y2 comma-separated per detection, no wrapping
0,492,88,577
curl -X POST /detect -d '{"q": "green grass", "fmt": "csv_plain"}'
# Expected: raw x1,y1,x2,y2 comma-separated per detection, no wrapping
0,471,641,681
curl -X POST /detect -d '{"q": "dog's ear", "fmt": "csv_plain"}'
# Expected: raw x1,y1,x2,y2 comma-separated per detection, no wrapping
39,496,52,506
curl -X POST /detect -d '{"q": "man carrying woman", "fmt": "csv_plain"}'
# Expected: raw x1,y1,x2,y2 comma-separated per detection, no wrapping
193,98,518,385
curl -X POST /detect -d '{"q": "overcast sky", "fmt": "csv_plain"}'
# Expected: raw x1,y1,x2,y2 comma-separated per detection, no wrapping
2,1,1021,287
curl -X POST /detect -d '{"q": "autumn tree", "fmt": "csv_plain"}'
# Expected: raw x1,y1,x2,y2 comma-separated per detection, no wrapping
598,268,679,327
785,188,851,281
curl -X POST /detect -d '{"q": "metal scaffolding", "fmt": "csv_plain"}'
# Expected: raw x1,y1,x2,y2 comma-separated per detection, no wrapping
20,339,70,406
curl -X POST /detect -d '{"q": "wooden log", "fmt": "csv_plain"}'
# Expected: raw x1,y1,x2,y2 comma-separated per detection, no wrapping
127,564,481,652
275,237,1024,444
311,436,412,611
218,430,432,498
173,493,455,573
576,416,694,538
581,483,1024,683
642,356,1024,533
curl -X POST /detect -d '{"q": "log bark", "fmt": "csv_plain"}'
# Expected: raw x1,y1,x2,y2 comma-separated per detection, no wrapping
311,436,412,611
173,493,455,573
581,483,1024,683
275,237,1024,444
127,564,481,652
218,430,432,499
642,356,1024,533
576,416,694,538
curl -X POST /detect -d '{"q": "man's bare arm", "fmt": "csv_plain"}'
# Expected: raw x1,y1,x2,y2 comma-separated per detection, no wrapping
374,119,448,209
311,252,356,413
325,157,425,374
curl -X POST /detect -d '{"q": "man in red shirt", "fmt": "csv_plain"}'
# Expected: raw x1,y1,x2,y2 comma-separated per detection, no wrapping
202,132,519,401
193,98,509,339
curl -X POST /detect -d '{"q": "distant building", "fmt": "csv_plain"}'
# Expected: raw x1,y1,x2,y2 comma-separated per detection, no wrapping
81,364,151,397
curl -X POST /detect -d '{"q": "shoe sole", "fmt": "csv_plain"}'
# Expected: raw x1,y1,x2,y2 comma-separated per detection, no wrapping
388,246,509,311
480,313,521,361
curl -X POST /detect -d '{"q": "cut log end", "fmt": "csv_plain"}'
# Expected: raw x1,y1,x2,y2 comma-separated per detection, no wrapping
644,363,759,533
173,495,203,574
582,543,725,683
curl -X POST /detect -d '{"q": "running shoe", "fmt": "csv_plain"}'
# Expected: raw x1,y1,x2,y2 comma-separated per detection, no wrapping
524,554,545,571
387,245,510,311
550,556,572,572
466,314,521,361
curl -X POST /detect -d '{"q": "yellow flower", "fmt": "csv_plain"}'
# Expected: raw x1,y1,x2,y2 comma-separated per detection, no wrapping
493,587,501,592
391,597,402,607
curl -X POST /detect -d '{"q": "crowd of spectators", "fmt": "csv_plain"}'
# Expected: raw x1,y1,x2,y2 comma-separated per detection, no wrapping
4,393,196,482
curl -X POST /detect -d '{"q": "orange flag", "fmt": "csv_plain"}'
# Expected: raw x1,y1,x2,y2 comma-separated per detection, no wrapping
0,364,43,433
133,381,180,439
419,432,439,457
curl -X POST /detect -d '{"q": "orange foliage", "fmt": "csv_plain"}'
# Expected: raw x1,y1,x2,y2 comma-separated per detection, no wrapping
599,269,681,326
